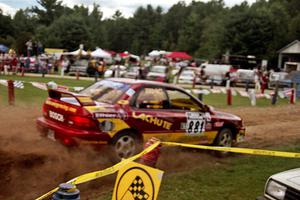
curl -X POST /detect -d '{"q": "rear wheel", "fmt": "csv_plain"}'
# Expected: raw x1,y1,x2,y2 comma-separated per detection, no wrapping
111,131,142,161
214,128,233,157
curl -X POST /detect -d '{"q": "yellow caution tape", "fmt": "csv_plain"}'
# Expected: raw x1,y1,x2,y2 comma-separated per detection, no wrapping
36,141,300,200
162,142,300,158
35,141,161,200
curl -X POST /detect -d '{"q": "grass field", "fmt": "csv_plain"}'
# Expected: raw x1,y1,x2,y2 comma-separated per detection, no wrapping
0,74,290,107
96,145,300,200
0,75,93,106
0,74,297,199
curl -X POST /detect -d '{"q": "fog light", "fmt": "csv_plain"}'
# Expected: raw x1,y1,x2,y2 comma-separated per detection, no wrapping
100,120,114,131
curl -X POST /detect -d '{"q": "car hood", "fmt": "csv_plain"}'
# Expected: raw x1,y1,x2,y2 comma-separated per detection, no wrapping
212,111,241,121
269,168,300,189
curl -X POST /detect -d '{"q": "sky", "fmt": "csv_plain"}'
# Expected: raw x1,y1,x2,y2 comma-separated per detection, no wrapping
0,0,256,18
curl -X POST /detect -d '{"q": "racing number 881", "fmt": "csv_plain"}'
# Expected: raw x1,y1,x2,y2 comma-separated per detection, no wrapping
187,120,205,134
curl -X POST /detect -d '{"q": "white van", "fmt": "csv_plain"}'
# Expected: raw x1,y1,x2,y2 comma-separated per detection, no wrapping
200,64,232,85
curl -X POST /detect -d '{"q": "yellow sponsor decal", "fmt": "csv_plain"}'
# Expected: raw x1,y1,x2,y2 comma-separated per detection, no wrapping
45,100,76,113
84,106,107,113
112,161,163,200
132,112,172,130
117,100,129,105
77,97,93,103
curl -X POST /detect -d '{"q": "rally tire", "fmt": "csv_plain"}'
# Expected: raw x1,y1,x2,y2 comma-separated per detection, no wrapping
111,131,142,162
213,128,233,157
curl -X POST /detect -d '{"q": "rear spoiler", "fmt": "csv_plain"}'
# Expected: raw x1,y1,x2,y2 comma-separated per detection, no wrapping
48,89,96,106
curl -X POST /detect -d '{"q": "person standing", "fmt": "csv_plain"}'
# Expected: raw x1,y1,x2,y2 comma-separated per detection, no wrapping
25,40,33,57
260,71,269,94
11,55,18,75
254,68,261,93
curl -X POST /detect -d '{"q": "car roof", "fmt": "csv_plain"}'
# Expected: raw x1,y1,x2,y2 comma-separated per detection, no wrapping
107,78,184,90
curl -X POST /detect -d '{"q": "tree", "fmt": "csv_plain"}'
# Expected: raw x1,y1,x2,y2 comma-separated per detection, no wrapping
42,14,91,50
32,0,64,25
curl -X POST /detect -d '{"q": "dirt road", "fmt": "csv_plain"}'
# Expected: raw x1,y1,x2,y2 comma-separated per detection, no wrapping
1,105,300,199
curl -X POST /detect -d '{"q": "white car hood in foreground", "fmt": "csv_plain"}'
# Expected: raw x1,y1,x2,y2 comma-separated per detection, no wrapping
270,168,300,189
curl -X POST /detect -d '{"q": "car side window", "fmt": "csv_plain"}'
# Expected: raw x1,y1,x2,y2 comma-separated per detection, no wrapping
135,88,168,109
166,89,202,111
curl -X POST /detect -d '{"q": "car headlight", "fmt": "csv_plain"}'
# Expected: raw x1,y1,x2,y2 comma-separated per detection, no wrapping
266,180,287,200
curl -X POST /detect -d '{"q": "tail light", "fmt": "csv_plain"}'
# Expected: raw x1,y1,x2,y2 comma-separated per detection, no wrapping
68,116,98,130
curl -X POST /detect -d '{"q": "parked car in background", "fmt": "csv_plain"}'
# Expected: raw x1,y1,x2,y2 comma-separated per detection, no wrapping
124,66,140,79
233,69,255,86
256,168,300,200
178,69,197,84
269,72,292,88
200,64,232,85
146,65,168,82
104,65,127,78
206,75,224,85
69,59,89,76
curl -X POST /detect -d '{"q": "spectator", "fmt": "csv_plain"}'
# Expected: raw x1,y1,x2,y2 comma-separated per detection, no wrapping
260,71,269,94
25,56,30,71
254,68,261,93
25,39,33,56
11,56,18,74
97,59,106,77
60,56,69,77
200,66,208,83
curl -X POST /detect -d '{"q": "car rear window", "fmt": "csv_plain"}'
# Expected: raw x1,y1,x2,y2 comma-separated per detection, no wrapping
80,80,130,104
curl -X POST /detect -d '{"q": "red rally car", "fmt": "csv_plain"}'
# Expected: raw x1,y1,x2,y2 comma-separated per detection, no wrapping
37,78,245,159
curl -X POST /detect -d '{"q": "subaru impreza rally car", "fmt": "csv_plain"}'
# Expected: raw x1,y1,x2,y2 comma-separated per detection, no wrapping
37,78,245,159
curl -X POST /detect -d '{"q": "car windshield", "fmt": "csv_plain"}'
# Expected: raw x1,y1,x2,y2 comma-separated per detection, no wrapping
151,66,166,73
79,80,130,103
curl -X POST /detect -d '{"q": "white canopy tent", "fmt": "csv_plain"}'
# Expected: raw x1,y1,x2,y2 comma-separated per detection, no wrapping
63,49,88,56
91,48,111,58
148,50,168,57
130,54,140,61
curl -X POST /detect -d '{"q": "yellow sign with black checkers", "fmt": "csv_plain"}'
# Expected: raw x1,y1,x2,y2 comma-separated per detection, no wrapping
112,162,164,200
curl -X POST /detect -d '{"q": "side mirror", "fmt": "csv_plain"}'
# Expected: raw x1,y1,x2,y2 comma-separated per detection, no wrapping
203,104,214,113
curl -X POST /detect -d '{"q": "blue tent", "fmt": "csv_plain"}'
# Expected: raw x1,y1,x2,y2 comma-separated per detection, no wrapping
0,44,9,53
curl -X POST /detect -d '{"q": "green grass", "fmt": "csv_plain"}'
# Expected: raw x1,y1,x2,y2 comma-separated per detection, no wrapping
0,75,93,106
0,74,291,108
96,145,300,200
201,93,289,108
0,74,93,87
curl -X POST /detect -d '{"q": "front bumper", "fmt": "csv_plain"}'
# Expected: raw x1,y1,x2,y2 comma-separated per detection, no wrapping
36,117,111,146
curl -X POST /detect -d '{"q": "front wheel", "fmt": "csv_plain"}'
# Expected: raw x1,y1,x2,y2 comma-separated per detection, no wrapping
214,128,233,157
111,132,142,161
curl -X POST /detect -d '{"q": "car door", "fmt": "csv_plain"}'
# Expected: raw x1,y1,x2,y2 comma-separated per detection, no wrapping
165,88,212,144
130,86,175,141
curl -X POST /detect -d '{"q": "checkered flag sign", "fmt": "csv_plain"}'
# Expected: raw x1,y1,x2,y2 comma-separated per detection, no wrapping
126,176,149,200
14,81,24,89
